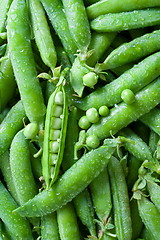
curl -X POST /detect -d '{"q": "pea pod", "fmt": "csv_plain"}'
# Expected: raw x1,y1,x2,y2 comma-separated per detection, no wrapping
138,196,160,240
146,177,160,213
108,157,132,240
7,0,46,125
90,9,160,32
87,0,160,19
14,145,115,217
41,213,60,240
0,0,12,33
42,84,68,189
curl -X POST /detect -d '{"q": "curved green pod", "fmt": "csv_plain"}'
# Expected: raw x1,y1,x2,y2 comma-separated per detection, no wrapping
42,85,68,189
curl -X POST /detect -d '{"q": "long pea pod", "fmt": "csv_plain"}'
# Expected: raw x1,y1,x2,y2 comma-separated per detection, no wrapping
40,0,77,62
42,84,68,189
0,100,26,156
87,0,160,19
7,0,46,126
87,78,160,141
0,181,33,239
90,9,160,32
75,51,160,110
61,0,91,52
138,196,160,240
140,107,160,136
57,202,81,240
108,157,132,240
14,145,115,217
41,213,60,240
29,0,57,72
101,30,160,70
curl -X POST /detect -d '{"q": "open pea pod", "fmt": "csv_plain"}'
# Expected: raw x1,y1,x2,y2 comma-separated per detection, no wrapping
42,84,68,189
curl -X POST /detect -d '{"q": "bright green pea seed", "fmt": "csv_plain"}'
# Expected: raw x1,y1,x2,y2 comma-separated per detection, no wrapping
55,91,64,105
51,117,62,129
86,134,100,149
99,106,109,117
53,105,63,117
78,116,91,129
121,89,135,104
86,107,99,123
83,72,98,88
50,129,61,141
50,141,60,153
23,122,39,139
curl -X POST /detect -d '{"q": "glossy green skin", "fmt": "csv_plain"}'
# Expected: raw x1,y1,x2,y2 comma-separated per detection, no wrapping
87,0,160,19
29,0,57,71
87,32,117,67
40,0,77,62
87,78,160,140
62,108,96,236
118,127,154,162
89,167,112,221
62,0,91,52
146,179,160,213
108,157,132,240
90,9,160,32
0,100,26,156
10,129,38,205
140,107,160,136
0,150,18,203
15,145,115,217
0,47,16,112
148,130,159,154
57,202,81,240
7,0,46,125
0,0,12,33
138,196,160,240
0,181,33,240
41,213,60,240
42,86,68,189
103,30,160,70
76,51,160,110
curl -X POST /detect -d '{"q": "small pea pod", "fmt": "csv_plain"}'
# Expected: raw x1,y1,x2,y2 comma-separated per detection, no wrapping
7,0,46,125
138,195,160,240
15,145,115,217
41,212,60,240
146,177,160,213
87,78,160,141
42,84,68,189
61,0,91,52
0,100,26,156
57,202,81,240
0,0,12,33
86,0,160,19
0,180,33,239
29,0,57,72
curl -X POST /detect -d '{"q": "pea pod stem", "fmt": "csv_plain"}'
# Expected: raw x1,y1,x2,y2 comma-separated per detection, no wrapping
14,145,115,217
87,78,160,140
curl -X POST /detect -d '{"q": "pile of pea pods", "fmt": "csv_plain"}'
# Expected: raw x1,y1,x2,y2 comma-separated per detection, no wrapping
1,0,160,239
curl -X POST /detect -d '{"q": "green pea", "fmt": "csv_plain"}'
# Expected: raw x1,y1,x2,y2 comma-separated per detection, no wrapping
86,134,100,149
53,105,63,117
23,122,39,139
83,72,98,88
55,91,64,105
121,89,135,104
50,129,61,141
86,107,99,123
49,154,57,165
50,141,60,154
78,116,91,129
99,105,109,116
51,117,62,130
